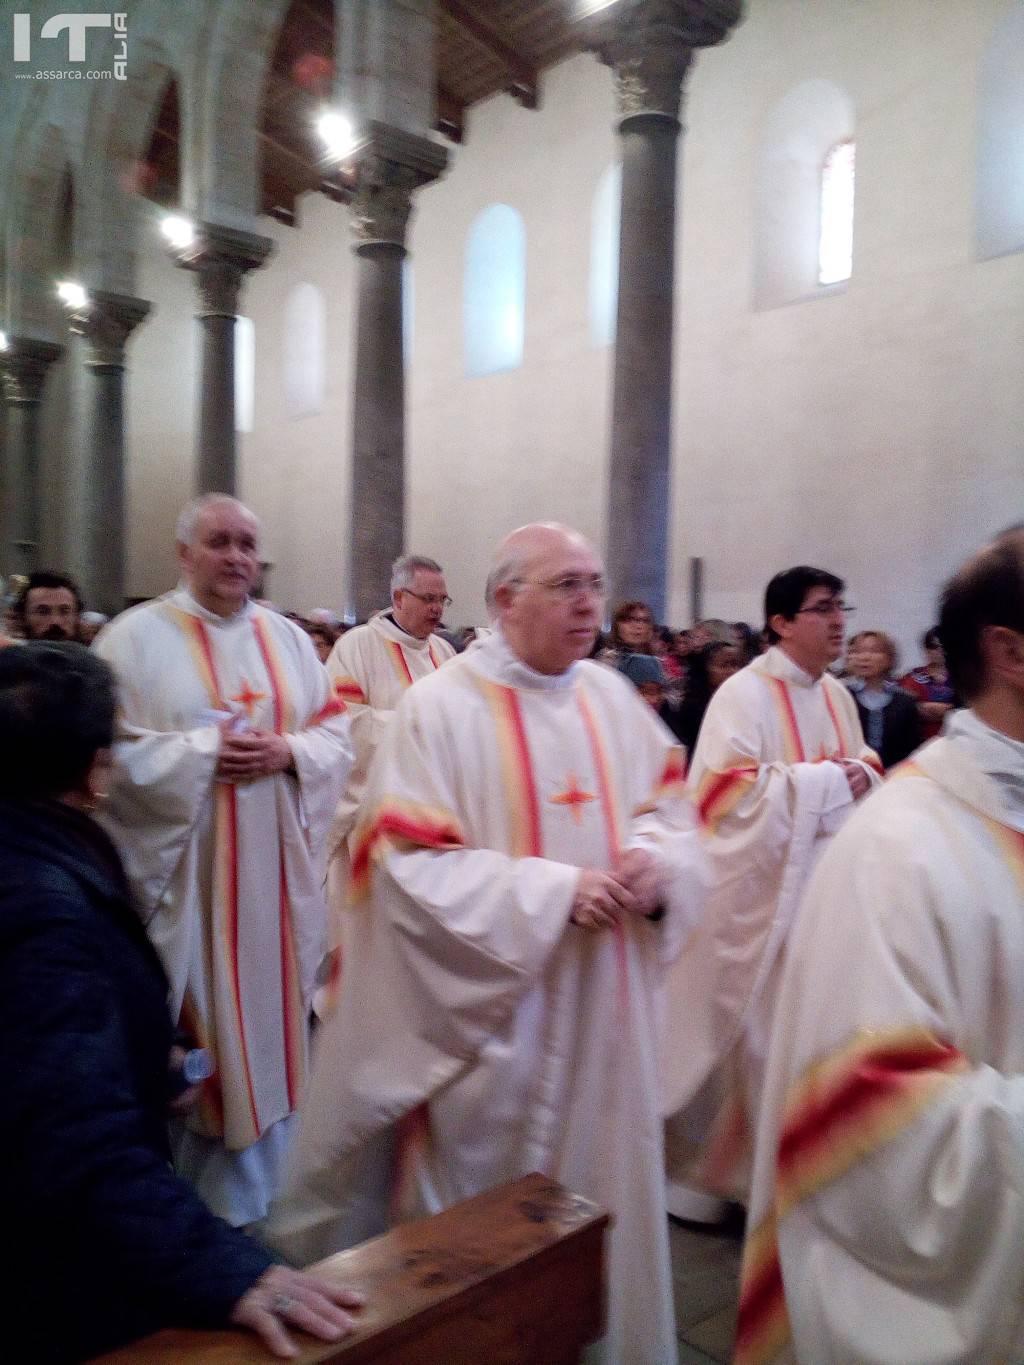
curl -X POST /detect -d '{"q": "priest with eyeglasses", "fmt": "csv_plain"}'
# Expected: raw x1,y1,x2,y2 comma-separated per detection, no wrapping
318,555,455,1009
663,565,882,1209
270,523,710,1365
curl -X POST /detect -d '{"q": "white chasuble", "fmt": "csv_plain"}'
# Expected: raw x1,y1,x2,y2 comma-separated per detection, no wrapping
663,647,881,1195
96,591,352,1175
738,720,1024,1365
319,615,454,1009
270,633,709,1365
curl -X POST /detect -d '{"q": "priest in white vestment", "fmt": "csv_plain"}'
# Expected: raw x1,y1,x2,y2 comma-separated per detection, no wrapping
737,528,1024,1365
318,556,454,1008
95,495,352,1226
664,567,881,1204
270,524,710,1365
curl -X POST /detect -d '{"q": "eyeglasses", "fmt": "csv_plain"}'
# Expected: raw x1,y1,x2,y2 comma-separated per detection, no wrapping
796,599,855,618
516,574,608,599
623,614,653,624
401,590,452,609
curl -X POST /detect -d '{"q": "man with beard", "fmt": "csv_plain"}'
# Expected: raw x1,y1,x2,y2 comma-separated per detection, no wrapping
14,571,83,641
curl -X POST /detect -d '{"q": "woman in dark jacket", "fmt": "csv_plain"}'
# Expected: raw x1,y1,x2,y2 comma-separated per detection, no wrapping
0,643,361,1363
845,630,923,770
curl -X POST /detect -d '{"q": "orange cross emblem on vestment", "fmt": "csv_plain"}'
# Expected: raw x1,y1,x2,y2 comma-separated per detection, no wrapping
231,678,266,718
550,773,596,825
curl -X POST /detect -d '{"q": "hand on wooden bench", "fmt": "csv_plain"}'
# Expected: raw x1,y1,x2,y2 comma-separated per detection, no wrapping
230,1264,365,1359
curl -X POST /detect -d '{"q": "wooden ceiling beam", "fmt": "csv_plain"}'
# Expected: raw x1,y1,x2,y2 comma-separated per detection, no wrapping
435,82,466,143
439,0,539,108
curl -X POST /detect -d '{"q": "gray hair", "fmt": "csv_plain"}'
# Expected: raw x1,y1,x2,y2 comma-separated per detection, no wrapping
175,494,260,547
484,549,531,615
390,554,443,595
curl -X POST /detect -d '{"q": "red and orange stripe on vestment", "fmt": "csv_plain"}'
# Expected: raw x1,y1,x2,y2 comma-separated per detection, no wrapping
764,676,806,764
634,747,689,815
252,610,296,733
333,675,367,704
474,677,544,858
349,799,467,901
694,762,758,831
386,639,415,689
735,1026,967,1365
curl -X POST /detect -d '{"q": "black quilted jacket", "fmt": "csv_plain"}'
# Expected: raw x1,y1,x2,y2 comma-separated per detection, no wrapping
0,798,272,1362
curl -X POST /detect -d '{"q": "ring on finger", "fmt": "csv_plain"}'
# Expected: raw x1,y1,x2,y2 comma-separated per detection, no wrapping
271,1293,296,1315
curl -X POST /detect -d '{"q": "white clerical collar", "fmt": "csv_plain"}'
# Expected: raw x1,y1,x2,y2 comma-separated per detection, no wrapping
371,612,434,652
945,708,1024,832
766,644,821,690
171,584,253,627
469,628,578,692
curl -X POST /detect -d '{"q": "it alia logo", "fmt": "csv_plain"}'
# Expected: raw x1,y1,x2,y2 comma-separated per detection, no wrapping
12,12,127,80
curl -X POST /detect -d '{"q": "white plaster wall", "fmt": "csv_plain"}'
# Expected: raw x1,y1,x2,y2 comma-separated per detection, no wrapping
120,0,1023,661
671,0,1024,661
125,232,198,598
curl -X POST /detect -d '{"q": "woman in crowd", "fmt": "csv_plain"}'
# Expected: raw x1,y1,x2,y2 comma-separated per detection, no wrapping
899,624,957,740
0,643,363,1363
846,629,922,769
600,599,656,666
674,640,743,752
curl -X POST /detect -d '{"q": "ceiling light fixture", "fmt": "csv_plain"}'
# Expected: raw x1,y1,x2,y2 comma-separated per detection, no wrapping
57,280,89,310
161,214,196,250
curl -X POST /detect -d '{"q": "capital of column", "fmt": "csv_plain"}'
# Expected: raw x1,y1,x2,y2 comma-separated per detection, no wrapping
1,337,64,406
171,223,275,317
586,0,742,125
346,122,449,253
69,290,152,370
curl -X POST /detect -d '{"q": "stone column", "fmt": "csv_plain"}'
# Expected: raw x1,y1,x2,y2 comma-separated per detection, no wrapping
589,0,741,620
171,224,273,495
346,125,447,620
1,338,64,577
68,291,151,614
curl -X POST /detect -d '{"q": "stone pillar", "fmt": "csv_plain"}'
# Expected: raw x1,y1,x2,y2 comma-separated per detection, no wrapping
346,125,447,620
170,224,273,495
1,338,64,577
68,291,151,614
589,0,741,620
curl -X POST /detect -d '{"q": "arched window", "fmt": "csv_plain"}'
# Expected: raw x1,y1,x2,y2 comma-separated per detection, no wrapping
283,283,326,419
976,1,1024,260
463,204,525,378
754,79,855,310
234,315,255,434
403,257,414,366
589,163,621,347
819,139,855,285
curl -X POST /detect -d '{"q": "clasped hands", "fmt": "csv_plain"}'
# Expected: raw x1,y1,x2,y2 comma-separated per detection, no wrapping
570,848,667,932
216,717,293,782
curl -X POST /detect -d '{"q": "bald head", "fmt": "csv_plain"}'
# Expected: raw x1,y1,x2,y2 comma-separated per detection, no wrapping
177,495,261,618
939,527,1024,704
490,522,605,675
176,494,260,548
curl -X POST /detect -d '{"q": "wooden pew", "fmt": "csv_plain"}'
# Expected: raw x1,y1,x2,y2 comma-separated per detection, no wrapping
93,1173,609,1364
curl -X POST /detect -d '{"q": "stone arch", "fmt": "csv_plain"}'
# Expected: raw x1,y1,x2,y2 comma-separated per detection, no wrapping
77,37,185,294
193,0,294,226
753,78,855,311
4,102,75,338
976,0,1024,261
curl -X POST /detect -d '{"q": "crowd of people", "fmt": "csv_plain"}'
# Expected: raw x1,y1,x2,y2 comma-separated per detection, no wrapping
1,497,1018,1365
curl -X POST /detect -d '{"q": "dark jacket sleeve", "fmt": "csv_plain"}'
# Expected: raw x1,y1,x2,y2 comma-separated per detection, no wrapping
883,689,924,769
0,893,273,1328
